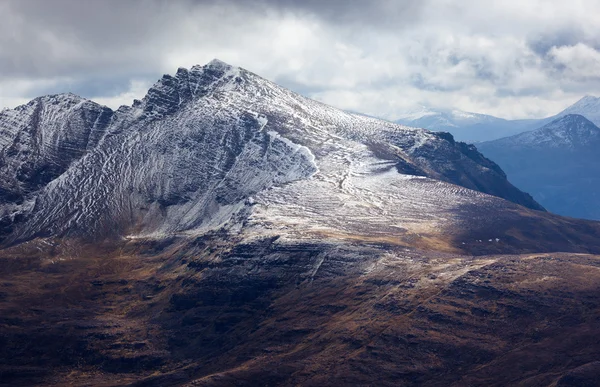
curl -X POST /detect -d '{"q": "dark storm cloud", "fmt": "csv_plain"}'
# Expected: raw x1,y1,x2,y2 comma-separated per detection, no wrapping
33,75,147,99
0,0,178,78
0,0,426,102
528,28,587,57
1,0,423,80
236,0,425,25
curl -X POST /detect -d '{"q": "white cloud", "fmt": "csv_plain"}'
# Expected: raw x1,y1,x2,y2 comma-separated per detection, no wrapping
2,0,600,119
549,43,600,78
92,80,155,109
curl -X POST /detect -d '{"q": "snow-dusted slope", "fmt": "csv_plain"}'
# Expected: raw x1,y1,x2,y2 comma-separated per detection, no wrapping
394,95,600,143
0,94,112,204
0,59,543,244
481,114,600,149
557,95,600,126
478,115,600,220
395,106,503,129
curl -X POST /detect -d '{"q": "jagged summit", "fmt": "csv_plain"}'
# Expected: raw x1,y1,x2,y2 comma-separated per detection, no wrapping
206,57,234,69
129,60,244,118
189,58,234,73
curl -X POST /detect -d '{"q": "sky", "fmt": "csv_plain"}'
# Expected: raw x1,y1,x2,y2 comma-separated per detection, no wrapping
2,0,600,119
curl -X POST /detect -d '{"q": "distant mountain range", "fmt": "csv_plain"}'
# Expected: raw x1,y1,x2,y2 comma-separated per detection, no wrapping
478,114,600,220
395,97,600,220
395,95,600,143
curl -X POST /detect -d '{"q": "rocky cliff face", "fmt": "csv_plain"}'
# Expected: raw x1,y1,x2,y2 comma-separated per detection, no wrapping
0,59,542,245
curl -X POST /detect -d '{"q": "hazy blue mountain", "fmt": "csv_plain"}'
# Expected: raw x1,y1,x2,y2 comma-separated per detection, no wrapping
394,106,550,142
478,114,600,220
394,95,600,143
556,95,600,126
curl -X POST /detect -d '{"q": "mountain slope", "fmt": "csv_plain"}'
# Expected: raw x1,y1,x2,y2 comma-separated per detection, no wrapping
0,59,543,246
478,114,600,220
556,95,600,126
0,94,112,204
2,237,600,386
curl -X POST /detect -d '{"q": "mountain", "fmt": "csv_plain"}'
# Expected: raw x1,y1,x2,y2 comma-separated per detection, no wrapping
556,95,600,126
395,95,600,144
394,106,506,130
394,106,548,143
0,94,112,204
2,60,600,386
0,59,544,245
478,114,600,220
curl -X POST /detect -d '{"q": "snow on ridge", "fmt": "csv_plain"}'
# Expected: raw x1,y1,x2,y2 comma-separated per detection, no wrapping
267,130,317,174
483,114,600,149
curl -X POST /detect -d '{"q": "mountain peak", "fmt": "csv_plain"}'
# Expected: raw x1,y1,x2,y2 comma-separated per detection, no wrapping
545,113,597,130
4,93,105,116
553,113,594,122
134,60,243,117
557,95,600,127
577,95,599,103
30,92,87,106
542,114,600,139
206,58,232,69
483,113,600,149
566,95,600,111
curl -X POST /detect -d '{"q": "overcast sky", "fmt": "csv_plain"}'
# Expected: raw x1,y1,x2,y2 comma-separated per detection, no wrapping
2,0,600,119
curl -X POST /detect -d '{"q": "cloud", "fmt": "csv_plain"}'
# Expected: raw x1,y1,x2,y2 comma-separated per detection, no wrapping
549,43,600,78
2,0,600,119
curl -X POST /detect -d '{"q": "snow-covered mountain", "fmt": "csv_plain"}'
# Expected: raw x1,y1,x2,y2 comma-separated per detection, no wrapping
482,114,600,149
555,95,600,126
0,59,544,246
394,106,503,128
395,95,600,144
394,106,547,143
478,114,600,220
0,94,112,204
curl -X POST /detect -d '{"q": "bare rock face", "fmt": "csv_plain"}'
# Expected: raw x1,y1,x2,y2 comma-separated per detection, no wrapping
0,60,543,245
